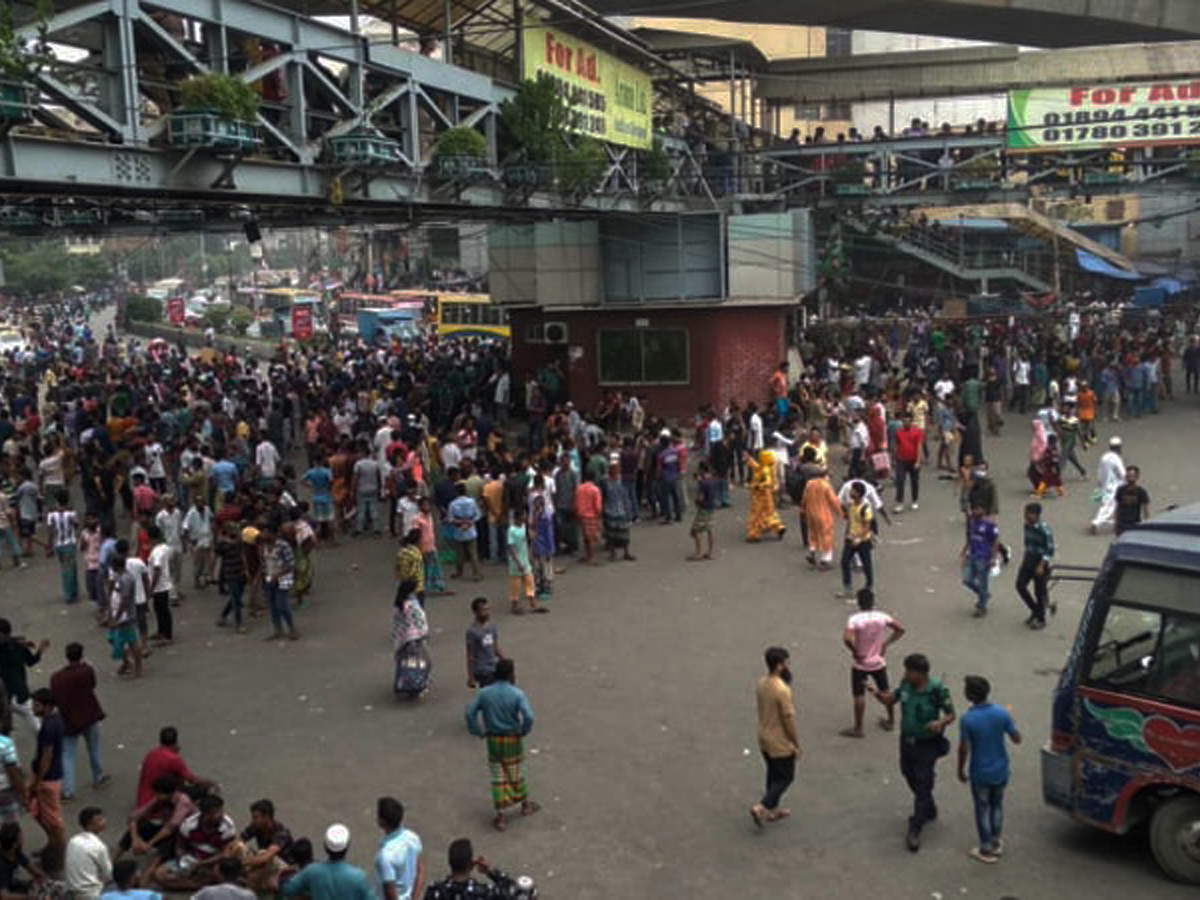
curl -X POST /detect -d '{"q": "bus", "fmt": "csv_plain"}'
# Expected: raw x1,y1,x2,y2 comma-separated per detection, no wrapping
251,287,327,339
1043,502,1200,884
335,292,425,333
433,293,509,340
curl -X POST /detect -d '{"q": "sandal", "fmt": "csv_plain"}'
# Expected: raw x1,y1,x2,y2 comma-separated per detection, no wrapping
492,814,506,832
838,728,865,739
878,718,895,732
749,805,764,829
520,801,541,817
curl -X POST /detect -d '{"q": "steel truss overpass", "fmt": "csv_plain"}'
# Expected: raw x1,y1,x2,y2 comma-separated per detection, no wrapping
0,0,712,234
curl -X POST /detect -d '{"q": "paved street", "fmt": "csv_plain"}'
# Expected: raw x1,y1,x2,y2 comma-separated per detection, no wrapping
1,391,1198,899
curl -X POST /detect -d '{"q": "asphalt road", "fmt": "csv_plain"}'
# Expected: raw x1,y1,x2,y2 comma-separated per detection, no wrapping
2,351,1199,898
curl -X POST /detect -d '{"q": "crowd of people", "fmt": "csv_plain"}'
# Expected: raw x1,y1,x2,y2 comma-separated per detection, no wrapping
0,291,1193,888
0,299,552,899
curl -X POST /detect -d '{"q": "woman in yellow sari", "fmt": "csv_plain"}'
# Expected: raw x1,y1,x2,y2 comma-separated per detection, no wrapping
744,450,787,542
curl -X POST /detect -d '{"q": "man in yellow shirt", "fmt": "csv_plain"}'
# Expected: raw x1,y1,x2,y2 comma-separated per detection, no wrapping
840,481,875,598
799,426,828,468
750,647,801,827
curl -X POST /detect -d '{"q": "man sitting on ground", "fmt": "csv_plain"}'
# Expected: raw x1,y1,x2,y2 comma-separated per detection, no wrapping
0,822,43,896
116,776,196,880
193,856,255,900
238,799,295,893
148,795,235,893
421,838,514,900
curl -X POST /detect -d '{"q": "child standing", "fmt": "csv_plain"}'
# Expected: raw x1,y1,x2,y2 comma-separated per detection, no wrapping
530,491,555,602
415,496,451,597
689,461,717,560
506,506,546,615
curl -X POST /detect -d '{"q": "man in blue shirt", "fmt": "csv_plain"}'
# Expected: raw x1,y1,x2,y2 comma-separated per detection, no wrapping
960,503,999,617
373,797,423,900
209,454,239,507
283,824,373,900
957,675,1021,863
464,659,538,831
447,484,481,582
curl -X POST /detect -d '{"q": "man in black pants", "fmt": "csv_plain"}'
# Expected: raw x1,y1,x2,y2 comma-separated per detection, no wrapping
1016,502,1055,629
869,653,956,851
750,647,801,828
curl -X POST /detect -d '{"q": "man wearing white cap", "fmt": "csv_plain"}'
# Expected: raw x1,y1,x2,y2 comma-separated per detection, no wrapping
283,824,373,900
1089,437,1127,535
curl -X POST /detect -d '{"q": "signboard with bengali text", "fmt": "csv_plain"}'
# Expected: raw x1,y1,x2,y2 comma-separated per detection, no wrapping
1008,79,1200,152
292,304,313,341
522,26,652,150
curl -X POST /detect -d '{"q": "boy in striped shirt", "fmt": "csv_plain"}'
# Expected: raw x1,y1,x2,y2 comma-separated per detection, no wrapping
46,490,79,604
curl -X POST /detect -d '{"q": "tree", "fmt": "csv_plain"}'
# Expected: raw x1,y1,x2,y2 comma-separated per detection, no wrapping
0,241,114,296
125,295,162,322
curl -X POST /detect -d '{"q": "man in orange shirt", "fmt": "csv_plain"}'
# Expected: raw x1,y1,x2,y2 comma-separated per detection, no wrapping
770,362,791,421
1076,383,1096,447
574,470,602,565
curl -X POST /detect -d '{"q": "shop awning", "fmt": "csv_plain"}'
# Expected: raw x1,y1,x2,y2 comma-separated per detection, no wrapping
1076,249,1143,281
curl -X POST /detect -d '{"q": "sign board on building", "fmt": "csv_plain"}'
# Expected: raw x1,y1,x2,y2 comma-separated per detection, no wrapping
522,26,652,150
1007,79,1200,152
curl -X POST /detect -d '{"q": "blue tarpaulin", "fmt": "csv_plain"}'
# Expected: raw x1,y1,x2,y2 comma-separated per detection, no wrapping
1152,277,1186,295
1076,249,1142,281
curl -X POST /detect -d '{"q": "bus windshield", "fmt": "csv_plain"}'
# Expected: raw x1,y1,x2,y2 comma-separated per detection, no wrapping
1084,565,1200,708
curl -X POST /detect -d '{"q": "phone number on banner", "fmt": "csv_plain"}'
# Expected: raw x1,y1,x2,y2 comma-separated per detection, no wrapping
1034,104,1200,148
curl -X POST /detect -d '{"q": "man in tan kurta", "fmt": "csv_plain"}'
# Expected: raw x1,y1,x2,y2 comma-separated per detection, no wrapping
751,646,802,827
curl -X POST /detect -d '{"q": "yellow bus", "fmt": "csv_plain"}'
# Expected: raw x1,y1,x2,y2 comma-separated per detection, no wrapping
433,292,510,340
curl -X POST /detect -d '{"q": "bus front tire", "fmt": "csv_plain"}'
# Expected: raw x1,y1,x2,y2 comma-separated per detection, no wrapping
1150,795,1200,884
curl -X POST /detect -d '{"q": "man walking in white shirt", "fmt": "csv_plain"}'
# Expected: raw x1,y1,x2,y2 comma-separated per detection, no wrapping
1090,436,1127,535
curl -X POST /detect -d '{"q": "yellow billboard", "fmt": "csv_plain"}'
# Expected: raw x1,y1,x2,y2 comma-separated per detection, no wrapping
522,26,652,150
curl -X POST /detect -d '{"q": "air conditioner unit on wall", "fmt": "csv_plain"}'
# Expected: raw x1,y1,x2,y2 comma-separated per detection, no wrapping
544,321,569,344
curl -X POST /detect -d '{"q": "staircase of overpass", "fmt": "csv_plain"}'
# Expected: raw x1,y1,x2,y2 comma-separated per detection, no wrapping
843,215,1053,294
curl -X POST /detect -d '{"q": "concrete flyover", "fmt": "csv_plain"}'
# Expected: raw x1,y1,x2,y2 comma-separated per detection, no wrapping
758,41,1200,103
590,0,1200,48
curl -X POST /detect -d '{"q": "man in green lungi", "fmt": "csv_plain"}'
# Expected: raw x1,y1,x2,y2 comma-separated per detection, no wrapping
465,658,540,832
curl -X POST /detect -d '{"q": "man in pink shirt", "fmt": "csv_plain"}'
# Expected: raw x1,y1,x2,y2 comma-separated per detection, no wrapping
841,588,905,738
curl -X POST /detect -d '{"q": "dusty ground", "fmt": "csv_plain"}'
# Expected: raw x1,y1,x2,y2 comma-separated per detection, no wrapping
2,366,1198,899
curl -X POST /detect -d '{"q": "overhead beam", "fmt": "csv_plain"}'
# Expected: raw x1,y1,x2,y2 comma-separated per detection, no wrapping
758,40,1200,104
580,0,1200,49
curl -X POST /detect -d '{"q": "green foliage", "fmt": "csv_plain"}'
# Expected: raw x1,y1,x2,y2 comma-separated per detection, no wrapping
499,76,570,165
0,0,53,82
178,73,262,122
229,306,255,336
125,295,163,323
0,240,112,295
203,306,231,332
558,137,607,199
432,126,487,161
